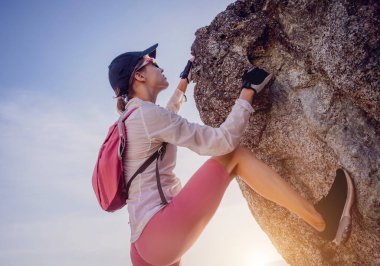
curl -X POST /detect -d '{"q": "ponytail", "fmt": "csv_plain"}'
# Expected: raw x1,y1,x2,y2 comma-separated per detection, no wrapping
115,87,135,114
116,96,126,114
114,87,127,114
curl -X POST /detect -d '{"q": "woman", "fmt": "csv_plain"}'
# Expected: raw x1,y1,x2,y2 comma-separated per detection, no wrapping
107,44,354,266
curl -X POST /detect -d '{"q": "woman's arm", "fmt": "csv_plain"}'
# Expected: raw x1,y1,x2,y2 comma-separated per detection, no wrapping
143,97,254,156
239,88,255,105
176,78,189,94
165,83,187,113
165,56,194,113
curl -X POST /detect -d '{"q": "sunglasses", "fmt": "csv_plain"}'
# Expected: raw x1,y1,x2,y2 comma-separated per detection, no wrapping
136,55,160,71
128,55,160,88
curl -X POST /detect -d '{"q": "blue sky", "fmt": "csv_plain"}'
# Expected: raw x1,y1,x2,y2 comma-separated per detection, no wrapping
0,1,286,265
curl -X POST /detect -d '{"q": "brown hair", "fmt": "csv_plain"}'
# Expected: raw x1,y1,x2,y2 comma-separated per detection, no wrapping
115,87,135,114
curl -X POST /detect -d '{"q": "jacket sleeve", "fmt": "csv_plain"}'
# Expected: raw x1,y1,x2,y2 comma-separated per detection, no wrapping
165,89,187,114
141,98,255,156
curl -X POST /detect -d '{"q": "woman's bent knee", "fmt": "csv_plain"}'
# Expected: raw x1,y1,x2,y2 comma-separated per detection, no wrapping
211,146,250,178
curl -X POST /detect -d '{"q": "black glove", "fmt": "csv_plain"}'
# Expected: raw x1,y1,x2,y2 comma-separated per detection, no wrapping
241,67,273,95
180,60,193,83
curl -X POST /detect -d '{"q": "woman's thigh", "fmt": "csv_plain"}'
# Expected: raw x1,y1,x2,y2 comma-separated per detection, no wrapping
134,158,232,266
130,243,181,266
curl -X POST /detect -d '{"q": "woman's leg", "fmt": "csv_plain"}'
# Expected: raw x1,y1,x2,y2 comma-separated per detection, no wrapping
212,146,326,232
134,146,325,266
130,243,181,266
134,158,233,266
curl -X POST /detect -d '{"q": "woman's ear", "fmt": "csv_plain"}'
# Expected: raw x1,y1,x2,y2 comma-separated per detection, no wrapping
134,71,146,82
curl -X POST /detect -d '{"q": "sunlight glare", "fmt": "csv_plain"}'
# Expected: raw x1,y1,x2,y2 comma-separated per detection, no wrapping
244,251,272,266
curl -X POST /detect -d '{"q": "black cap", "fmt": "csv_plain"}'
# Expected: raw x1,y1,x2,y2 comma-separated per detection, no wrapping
108,43,158,96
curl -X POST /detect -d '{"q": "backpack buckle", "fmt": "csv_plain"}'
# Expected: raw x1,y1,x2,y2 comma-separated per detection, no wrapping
118,137,126,160
158,144,167,160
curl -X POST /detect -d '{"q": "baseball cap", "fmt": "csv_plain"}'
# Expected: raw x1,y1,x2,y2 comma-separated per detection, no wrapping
108,43,158,96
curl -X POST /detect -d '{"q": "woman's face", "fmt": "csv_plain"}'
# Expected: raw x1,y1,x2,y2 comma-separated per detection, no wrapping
142,63,169,91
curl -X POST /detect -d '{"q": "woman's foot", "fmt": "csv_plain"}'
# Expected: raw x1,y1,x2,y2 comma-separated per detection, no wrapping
314,168,355,245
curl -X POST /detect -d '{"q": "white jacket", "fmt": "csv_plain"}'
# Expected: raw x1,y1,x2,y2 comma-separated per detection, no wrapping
123,89,254,242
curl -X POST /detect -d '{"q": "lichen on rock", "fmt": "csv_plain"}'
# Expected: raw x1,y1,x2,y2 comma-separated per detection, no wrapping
190,0,380,265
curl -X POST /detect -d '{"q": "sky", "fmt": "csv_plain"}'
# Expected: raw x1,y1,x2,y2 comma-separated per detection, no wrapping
0,1,287,265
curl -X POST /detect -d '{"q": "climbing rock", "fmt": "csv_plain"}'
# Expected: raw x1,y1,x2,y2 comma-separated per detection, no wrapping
191,0,380,265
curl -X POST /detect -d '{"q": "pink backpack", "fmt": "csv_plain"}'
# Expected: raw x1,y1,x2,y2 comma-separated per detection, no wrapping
92,107,168,212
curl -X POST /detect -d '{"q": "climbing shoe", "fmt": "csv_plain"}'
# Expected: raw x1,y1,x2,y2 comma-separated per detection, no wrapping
241,67,273,95
314,168,355,245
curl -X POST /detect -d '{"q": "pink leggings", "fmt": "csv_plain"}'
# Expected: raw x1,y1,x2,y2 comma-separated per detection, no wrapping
130,158,231,266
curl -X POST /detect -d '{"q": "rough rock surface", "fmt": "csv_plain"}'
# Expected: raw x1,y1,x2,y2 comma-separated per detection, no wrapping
190,0,379,265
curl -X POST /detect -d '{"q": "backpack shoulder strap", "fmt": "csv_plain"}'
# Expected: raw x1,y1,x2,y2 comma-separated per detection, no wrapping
117,107,139,160
119,105,169,205
125,142,168,205
121,106,139,123
118,107,139,139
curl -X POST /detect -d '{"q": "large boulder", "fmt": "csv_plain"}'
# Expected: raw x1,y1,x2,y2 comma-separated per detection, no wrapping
191,0,379,265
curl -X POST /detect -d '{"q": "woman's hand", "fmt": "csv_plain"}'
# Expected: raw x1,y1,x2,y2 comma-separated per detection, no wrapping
180,55,195,83
176,55,195,93
240,67,273,105
241,67,273,95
